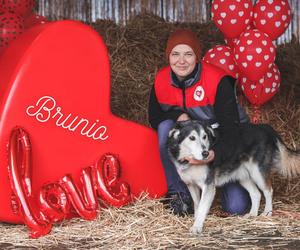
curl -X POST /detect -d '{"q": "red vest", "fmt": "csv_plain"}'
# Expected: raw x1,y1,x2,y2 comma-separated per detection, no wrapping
154,62,249,124
155,62,226,109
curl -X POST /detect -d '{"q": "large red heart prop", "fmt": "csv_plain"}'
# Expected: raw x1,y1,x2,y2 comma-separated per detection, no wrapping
212,0,253,39
0,21,167,224
253,0,291,40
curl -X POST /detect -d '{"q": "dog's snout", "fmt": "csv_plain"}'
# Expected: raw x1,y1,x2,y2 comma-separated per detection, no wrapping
202,151,209,159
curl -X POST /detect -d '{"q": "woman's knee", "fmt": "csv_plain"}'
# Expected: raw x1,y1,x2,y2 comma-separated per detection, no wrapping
221,182,251,215
158,120,175,150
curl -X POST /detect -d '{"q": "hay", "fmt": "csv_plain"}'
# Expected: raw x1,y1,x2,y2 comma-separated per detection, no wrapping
1,14,300,248
0,194,299,249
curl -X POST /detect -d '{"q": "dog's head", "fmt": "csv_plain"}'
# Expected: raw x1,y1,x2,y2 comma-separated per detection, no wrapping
167,120,216,163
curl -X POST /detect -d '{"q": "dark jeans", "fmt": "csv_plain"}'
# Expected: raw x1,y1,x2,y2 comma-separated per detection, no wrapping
158,119,251,215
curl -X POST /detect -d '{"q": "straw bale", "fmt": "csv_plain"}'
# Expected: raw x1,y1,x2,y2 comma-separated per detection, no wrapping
1,14,300,249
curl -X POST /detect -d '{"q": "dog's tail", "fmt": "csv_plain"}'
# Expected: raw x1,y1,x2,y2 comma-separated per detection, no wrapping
277,140,300,178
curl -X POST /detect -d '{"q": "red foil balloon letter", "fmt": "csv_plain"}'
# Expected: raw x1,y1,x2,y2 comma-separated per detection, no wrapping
38,183,70,223
7,127,51,238
93,154,131,207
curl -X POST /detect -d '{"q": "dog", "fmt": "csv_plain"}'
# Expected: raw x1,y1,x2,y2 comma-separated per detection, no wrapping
167,120,300,234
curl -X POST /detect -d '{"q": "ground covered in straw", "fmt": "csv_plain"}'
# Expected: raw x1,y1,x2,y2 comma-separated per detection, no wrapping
1,14,300,249
0,194,299,249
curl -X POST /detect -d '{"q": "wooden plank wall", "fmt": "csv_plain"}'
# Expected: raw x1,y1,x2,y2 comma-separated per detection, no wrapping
37,0,211,23
37,0,299,44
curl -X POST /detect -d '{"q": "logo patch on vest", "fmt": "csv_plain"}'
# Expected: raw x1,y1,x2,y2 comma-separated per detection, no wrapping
194,86,205,101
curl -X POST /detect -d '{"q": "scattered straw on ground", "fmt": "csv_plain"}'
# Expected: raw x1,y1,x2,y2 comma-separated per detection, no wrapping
0,194,300,250
1,14,300,249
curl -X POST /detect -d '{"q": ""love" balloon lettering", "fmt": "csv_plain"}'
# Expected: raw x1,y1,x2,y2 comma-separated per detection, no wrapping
8,127,131,238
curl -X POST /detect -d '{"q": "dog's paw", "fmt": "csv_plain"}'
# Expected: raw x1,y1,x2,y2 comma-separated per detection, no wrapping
190,225,203,235
243,212,258,218
243,213,251,219
260,211,273,217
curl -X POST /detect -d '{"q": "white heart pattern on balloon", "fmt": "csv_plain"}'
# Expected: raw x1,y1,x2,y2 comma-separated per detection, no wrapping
234,29,275,81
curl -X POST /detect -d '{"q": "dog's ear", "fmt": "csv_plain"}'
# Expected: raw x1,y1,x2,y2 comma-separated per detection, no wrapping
169,128,180,140
206,126,215,138
205,125,218,146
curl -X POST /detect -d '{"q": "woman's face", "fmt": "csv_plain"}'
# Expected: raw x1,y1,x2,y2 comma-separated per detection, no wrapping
169,44,197,81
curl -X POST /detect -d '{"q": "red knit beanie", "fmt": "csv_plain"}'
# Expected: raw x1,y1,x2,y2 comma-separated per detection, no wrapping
165,29,201,61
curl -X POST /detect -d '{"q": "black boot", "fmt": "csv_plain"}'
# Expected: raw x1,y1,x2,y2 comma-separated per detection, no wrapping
165,192,194,216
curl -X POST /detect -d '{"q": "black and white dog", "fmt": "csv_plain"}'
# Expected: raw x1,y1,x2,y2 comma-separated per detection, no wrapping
167,120,300,234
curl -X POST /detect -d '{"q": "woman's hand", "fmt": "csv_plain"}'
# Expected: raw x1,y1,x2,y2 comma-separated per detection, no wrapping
177,113,190,121
183,150,215,165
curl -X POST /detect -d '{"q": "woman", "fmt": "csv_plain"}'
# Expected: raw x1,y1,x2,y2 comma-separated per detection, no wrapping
148,29,251,216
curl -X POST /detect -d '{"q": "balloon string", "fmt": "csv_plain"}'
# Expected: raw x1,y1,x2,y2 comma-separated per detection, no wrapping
251,105,261,124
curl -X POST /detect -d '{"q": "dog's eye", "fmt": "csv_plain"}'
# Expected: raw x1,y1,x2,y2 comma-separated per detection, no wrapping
203,135,207,140
189,135,196,141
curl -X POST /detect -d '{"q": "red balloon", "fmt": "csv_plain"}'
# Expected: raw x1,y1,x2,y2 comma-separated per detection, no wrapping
0,11,24,52
0,0,35,17
59,175,97,220
239,63,281,106
39,183,71,223
203,45,239,79
253,0,291,40
212,0,253,39
224,38,238,49
24,13,48,29
7,128,52,238
79,167,98,211
92,154,131,207
234,29,276,81
246,21,256,31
